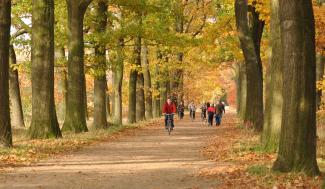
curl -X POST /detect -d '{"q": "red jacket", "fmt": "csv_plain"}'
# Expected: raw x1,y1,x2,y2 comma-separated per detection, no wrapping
207,106,216,113
163,103,176,114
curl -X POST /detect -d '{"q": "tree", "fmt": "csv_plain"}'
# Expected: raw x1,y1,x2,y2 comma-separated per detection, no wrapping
128,36,141,124
235,0,263,132
0,0,12,147
29,0,62,139
62,0,92,132
93,0,108,129
273,0,319,176
142,42,153,119
9,45,25,128
262,0,283,151
235,62,247,119
112,38,124,125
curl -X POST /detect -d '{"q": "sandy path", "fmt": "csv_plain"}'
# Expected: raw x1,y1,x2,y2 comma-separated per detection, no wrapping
0,113,226,189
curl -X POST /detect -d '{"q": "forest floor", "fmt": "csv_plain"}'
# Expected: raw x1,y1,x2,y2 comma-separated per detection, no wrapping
0,108,324,189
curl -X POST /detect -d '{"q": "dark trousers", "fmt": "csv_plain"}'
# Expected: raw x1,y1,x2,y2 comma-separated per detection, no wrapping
208,112,214,126
215,114,221,126
165,114,174,128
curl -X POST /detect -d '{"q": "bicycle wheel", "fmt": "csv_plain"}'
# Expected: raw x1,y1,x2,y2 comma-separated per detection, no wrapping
167,118,172,135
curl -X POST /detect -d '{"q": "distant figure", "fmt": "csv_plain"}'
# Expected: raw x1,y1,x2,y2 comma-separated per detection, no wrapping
215,101,226,126
177,101,185,120
200,102,207,121
207,103,215,126
188,101,196,121
163,98,177,129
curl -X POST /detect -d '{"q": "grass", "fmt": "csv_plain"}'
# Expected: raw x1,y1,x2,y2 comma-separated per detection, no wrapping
247,164,270,176
0,119,160,169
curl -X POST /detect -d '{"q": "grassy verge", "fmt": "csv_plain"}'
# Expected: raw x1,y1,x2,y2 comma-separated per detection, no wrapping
201,117,323,188
0,119,160,170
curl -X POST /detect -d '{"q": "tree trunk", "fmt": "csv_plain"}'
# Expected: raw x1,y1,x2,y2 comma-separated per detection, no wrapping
29,0,62,139
235,0,263,132
56,47,67,121
112,38,124,125
0,0,12,147
128,36,141,124
92,1,108,129
142,43,153,119
63,0,91,132
273,0,319,176
316,54,324,110
262,0,283,151
235,62,247,119
9,45,25,128
152,54,161,118
136,72,145,121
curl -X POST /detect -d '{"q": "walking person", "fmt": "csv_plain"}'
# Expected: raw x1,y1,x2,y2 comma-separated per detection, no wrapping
188,101,196,121
177,101,185,120
215,101,225,126
200,102,207,122
207,103,215,126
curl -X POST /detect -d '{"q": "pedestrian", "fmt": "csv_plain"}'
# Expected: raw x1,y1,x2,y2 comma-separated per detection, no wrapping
207,103,215,126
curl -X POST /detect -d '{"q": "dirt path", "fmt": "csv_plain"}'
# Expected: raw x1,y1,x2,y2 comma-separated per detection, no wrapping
0,111,235,189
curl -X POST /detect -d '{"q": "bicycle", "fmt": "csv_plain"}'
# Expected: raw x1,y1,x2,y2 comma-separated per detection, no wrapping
165,114,174,135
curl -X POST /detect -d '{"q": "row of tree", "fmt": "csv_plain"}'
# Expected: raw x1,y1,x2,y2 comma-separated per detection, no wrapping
0,0,215,147
235,0,322,175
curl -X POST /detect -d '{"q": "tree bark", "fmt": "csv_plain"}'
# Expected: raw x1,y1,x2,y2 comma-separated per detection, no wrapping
93,1,108,129
29,0,62,139
9,45,25,128
316,54,324,110
0,0,12,147
63,0,91,132
56,47,67,121
235,0,263,132
152,51,161,118
112,38,124,125
262,0,283,151
136,71,145,121
142,43,153,120
235,62,247,119
128,36,141,124
273,0,319,176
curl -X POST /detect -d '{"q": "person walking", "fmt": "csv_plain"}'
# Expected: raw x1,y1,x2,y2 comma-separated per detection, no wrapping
188,101,196,121
177,101,185,120
207,103,215,126
215,101,225,126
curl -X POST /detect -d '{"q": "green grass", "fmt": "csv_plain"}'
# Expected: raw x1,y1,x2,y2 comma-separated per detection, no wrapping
247,164,270,176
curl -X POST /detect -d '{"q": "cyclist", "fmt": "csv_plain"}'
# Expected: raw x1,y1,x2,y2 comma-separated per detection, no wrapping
188,101,196,121
162,98,176,130
177,101,185,119
200,102,207,121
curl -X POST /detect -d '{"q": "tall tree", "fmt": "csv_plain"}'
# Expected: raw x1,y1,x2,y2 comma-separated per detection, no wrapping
112,38,124,125
9,45,25,128
273,0,319,176
93,0,108,129
29,0,62,138
128,35,141,124
62,0,92,132
235,0,263,132
142,42,153,119
262,0,283,151
316,54,324,110
0,0,12,147
235,62,247,119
